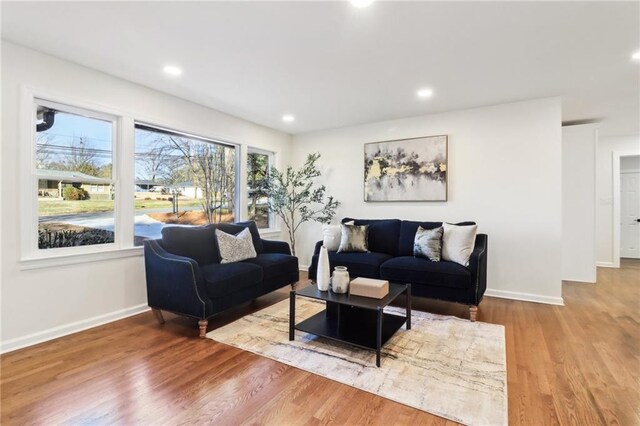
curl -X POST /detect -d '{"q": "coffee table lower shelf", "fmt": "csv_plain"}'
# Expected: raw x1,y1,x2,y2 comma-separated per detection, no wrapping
294,310,406,354
290,283,411,367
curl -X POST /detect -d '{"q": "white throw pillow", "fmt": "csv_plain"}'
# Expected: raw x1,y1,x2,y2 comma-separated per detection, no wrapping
322,225,341,251
441,223,478,266
322,221,354,251
215,228,257,264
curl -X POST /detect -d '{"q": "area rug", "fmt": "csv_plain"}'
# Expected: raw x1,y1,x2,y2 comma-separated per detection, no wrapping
207,298,507,426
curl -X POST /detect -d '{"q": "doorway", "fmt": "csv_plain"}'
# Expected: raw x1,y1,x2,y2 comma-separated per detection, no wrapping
620,155,640,259
614,153,640,265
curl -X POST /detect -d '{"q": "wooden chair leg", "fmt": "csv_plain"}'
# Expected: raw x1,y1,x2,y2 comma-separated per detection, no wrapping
198,319,208,338
152,308,165,325
469,305,478,322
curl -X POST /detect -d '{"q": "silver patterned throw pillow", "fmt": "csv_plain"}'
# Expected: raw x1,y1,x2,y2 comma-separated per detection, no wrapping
337,224,369,253
215,228,257,263
413,226,443,262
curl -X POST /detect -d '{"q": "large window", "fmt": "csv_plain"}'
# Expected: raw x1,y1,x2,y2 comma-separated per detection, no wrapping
134,124,237,245
247,150,273,229
35,100,116,250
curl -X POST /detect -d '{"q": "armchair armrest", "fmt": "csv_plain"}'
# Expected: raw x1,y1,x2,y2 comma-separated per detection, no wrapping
467,234,488,306
261,239,292,255
143,239,212,319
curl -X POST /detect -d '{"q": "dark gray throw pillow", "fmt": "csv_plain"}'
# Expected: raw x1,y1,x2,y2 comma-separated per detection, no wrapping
337,224,369,253
413,226,443,261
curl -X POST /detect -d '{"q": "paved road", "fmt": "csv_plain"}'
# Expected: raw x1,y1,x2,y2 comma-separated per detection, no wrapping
38,206,201,223
39,207,201,240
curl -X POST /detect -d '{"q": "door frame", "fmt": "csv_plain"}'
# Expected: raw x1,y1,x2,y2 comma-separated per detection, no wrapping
613,150,640,267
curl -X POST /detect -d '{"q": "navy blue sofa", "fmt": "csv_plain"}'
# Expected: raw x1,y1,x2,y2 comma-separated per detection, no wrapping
308,218,487,321
144,221,299,337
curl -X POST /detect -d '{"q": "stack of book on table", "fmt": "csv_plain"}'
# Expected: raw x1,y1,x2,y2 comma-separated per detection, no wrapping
350,277,389,299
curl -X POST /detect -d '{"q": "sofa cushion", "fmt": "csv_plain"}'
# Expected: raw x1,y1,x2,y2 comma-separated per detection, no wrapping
414,226,443,262
243,253,299,279
337,223,369,253
216,221,263,254
442,223,478,266
216,228,257,263
200,262,263,299
398,220,475,256
322,224,342,251
342,218,401,256
327,251,393,279
380,256,470,289
161,224,220,265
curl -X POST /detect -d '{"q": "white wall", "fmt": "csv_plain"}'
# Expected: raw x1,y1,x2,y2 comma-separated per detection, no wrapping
292,98,564,305
1,42,292,351
561,124,597,283
621,155,640,170
596,135,640,266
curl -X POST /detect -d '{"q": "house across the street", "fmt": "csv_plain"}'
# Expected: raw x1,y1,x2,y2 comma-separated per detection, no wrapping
37,169,112,200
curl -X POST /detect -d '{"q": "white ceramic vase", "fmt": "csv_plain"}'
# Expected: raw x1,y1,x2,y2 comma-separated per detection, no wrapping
331,266,350,294
317,246,330,291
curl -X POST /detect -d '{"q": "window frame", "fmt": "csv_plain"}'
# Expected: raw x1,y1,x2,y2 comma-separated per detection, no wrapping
246,147,277,234
18,87,262,268
133,121,241,244
24,96,121,260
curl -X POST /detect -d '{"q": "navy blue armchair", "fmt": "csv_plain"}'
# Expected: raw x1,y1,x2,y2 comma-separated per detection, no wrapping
144,221,299,337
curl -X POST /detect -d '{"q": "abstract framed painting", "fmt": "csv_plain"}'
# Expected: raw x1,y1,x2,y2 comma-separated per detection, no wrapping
364,135,448,202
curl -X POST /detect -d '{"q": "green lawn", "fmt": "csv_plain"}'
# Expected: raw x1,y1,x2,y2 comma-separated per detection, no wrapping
38,198,202,216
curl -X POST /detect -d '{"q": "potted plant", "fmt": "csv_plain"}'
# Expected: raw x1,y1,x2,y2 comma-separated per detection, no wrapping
260,153,339,256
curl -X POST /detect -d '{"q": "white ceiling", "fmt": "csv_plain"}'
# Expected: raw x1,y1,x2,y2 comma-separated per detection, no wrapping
2,1,639,136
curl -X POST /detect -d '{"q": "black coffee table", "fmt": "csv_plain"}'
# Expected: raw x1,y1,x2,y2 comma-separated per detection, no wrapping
289,283,411,367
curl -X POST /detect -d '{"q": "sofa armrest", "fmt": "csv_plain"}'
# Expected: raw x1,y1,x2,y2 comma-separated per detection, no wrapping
468,234,488,306
261,239,292,255
307,241,324,280
143,239,211,319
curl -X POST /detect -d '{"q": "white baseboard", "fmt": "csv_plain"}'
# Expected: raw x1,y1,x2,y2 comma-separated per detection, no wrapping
596,261,616,268
0,304,150,354
485,289,564,306
562,277,596,284
299,264,309,272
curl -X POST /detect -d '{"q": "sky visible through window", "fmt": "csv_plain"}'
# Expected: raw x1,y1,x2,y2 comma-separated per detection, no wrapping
37,111,113,172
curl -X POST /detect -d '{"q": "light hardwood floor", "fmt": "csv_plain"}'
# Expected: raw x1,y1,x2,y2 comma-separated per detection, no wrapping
1,260,639,425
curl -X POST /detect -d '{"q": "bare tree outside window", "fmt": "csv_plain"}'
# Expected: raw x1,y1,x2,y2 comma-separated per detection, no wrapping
133,125,237,245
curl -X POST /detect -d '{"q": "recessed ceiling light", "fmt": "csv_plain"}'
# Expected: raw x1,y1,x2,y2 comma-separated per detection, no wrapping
163,65,183,76
417,88,434,98
632,51,640,61
282,114,295,123
351,0,373,8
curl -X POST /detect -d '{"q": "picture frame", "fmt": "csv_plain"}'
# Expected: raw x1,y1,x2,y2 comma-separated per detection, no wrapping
364,135,448,202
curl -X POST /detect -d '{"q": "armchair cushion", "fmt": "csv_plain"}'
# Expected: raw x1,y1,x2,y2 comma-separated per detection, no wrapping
243,253,298,279
200,262,263,299
261,239,291,255
215,228,257,263
380,256,470,289
217,221,264,254
161,225,219,265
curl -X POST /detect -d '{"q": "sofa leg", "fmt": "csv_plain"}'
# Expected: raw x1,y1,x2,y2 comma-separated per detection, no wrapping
198,319,208,338
152,308,165,325
290,281,298,291
469,305,478,322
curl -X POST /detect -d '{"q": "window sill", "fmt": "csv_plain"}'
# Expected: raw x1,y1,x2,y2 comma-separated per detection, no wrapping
19,246,144,270
258,228,282,239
